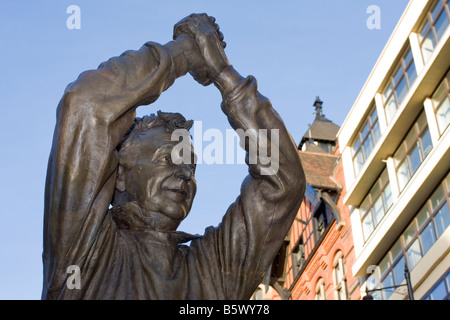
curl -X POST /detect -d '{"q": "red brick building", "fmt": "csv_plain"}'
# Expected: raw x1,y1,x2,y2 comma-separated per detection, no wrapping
253,97,361,300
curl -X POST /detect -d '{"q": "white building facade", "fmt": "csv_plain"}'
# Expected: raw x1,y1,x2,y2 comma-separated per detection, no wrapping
338,0,450,300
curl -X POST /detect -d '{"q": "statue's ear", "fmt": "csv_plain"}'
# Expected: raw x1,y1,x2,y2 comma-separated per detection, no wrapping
116,165,126,192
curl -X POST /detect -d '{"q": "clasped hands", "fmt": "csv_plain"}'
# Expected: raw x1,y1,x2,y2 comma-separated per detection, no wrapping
172,13,230,86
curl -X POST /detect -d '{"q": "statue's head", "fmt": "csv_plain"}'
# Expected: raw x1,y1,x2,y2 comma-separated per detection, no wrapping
114,111,196,231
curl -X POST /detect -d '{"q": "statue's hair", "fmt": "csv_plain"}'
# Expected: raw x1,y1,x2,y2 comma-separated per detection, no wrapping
117,110,193,166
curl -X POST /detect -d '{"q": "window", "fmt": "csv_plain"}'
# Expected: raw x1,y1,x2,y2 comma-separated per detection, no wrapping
333,252,348,300
292,238,305,277
431,69,450,135
352,106,382,176
315,278,326,300
382,47,418,123
422,269,450,300
394,111,433,191
270,240,289,284
313,202,332,241
360,168,393,241
418,0,450,63
375,173,450,299
393,111,433,191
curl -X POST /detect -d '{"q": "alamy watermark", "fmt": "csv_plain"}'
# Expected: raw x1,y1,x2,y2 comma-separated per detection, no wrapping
66,265,81,289
66,5,81,30
171,121,280,175
366,5,381,30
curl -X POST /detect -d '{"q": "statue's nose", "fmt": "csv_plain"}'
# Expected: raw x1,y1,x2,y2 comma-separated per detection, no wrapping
175,165,192,182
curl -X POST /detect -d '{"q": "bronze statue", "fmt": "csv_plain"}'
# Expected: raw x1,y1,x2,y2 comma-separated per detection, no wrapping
42,13,305,299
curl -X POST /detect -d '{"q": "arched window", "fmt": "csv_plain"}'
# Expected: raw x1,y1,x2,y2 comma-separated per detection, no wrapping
333,251,349,300
315,278,326,300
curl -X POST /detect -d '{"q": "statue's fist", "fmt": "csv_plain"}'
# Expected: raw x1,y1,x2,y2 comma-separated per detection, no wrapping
173,13,229,85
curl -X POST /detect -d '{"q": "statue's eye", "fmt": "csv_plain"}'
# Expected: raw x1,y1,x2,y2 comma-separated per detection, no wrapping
161,155,172,163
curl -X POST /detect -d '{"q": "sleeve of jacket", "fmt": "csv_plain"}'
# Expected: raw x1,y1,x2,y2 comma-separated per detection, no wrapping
42,42,178,298
191,67,306,299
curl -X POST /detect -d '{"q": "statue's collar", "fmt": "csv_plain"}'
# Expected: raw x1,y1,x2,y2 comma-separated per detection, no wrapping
110,201,201,244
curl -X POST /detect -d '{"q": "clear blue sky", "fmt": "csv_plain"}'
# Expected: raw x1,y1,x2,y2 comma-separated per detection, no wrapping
0,0,409,299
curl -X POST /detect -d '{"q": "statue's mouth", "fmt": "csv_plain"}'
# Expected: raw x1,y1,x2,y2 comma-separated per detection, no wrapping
166,188,188,199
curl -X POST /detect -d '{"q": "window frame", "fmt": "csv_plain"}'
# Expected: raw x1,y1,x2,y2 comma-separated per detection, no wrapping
418,0,450,63
422,269,450,300
313,202,332,243
393,111,433,192
375,172,450,300
431,69,450,135
291,237,305,277
360,168,393,242
351,105,381,176
315,278,327,300
333,252,348,300
382,46,418,123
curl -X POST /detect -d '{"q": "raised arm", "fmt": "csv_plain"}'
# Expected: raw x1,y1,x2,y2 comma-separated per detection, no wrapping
178,14,305,298
42,35,203,298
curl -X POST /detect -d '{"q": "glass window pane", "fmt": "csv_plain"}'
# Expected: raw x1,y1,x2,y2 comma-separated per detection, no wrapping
370,179,381,199
396,76,408,105
384,84,393,101
335,265,343,283
434,9,450,41
404,221,417,245
363,136,374,159
353,152,364,176
417,205,430,229
432,81,446,107
383,184,393,210
385,95,398,123
431,0,443,22
393,66,403,85
370,108,378,124
397,160,411,191
405,125,417,150
420,128,433,158
353,137,361,153
407,238,422,270
382,272,395,300
372,121,381,144
421,31,436,62
361,121,370,139
430,280,447,300
373,197,384,226
409,144,422,174
362,213,374,240
379,255,391,275
436,97,450,134
391,239,403,261
431,185,445,211
434,203,450,237
380,168,390,186
404,49,413,65
419,18,430,40
416,110,428,130
394,144,406,167
406,62,417,86
393,256,406,285
421,221,437,254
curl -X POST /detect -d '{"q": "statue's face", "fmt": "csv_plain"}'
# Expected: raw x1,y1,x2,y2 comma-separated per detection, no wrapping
121,126,197,224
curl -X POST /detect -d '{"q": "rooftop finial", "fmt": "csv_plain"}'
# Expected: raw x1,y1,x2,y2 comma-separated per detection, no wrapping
314,96,324,118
